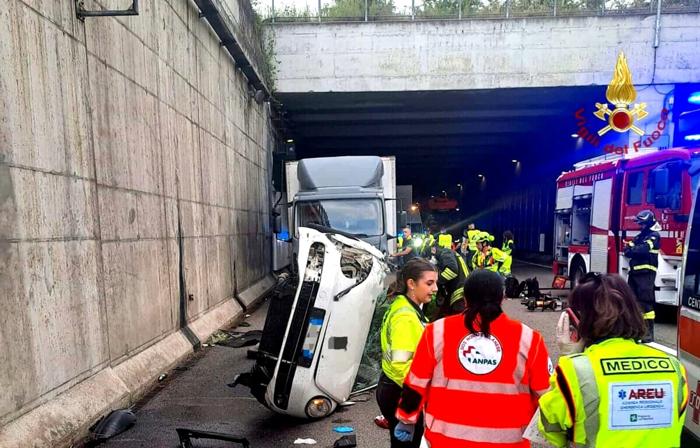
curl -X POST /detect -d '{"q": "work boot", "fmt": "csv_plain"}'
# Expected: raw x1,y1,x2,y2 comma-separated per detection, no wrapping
642,319,655,343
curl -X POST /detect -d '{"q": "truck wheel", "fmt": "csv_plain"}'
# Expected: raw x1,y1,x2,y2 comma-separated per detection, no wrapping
570,262,586,290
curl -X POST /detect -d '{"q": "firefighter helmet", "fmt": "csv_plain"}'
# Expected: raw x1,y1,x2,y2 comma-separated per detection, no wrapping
634,210,657,227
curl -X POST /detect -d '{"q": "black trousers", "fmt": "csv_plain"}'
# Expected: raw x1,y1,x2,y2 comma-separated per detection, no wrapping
628,271,656,342
376,373,424,448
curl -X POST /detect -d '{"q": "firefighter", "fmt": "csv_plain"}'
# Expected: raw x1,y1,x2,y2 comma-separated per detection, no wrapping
429,242,469,318
539,273,688,447
394,270,552,447
623,210,661,342
462,223,480,270
377,258,437,448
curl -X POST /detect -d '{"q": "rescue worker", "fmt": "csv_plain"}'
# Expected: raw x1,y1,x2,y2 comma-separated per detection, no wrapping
539,273,688,447
474,232,509,275
430,242,469,317
623,209,661,342
462,223,480,270
391,226,418,267
437,227,452,250
377,258,437,448
500,230,515,277
394,270,552,447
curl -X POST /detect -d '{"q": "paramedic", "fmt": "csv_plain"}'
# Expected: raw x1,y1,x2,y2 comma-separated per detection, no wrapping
377,258,438,448
394,270,552,447
539,273,688,447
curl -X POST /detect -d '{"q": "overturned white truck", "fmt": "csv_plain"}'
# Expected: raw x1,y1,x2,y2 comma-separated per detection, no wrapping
240,227,389,418
237,156,396,418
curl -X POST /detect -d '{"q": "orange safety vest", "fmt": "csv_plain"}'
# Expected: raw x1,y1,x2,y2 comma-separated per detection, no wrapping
397,313,552,448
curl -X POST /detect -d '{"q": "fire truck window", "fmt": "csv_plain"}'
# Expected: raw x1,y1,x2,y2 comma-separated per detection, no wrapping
626,172,644,205
648,164,683,210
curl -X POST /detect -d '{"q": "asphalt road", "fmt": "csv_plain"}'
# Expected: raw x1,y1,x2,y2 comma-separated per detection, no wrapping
101,261,685,448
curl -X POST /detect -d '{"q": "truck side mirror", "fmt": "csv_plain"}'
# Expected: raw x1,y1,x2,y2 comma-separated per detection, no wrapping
398,211,408,228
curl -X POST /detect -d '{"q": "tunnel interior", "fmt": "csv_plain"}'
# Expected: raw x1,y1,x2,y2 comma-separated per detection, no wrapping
277,85,624,252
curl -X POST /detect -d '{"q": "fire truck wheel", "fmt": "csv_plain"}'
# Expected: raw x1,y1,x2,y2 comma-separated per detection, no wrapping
569,261,586,290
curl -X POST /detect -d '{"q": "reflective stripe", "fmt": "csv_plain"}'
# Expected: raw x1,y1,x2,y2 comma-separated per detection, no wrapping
431,374,531,395
668,357,688,415
391,350,414,363
441,268,458,280
432,320,445,380
632,264,657,271
643,311,656,320
646,239,655,249
407,371,431,388
570,355,600,447
449,287,464,305
649,249,660,254
513,324,533,386
425,412,525,444
541,409,565,433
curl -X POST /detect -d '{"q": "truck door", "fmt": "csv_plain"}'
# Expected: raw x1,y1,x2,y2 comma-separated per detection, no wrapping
680,183,700,441
590,178,613,273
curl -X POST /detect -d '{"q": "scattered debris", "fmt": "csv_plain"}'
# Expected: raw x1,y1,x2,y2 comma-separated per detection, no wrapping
245,314,251,318
176,428,249,448
238,321,251,327
333,434,357,448
206,330,261,348
90,409,136,441
293,438,317,444
333,426,354,433
158,373,167,382
332,418,353,424
374,415,389,429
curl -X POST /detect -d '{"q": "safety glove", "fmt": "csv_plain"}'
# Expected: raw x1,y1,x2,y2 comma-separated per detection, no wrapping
394,422,415,442
556,310,584,355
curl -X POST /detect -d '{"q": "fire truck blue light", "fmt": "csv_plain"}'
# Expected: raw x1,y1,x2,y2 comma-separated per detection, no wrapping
689,92,700,105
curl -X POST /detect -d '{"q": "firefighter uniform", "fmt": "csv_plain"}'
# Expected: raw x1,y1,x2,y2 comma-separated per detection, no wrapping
539,338,688,448
438,232,453,250
434,246,469,316
624,212,661,342
396,314,552,447
378,295,428,447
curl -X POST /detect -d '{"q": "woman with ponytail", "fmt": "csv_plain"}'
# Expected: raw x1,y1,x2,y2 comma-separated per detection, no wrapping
377,258,437,448
393,270,552,448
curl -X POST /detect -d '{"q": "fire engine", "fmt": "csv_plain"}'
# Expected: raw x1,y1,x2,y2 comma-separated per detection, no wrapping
553,148,700,306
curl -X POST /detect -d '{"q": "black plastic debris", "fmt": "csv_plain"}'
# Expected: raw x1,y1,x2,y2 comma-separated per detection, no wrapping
333,434,357,448
222,330,262,348
176,428,250,448
90,409,136,441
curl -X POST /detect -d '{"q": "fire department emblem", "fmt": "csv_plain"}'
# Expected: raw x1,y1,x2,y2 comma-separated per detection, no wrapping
594,52,647,136
458,333,503,375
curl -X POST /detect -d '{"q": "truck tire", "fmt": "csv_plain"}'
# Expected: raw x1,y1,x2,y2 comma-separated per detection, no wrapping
570,261,586,290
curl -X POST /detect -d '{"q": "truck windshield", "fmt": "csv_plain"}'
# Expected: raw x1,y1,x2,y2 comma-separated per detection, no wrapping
296,199,384,237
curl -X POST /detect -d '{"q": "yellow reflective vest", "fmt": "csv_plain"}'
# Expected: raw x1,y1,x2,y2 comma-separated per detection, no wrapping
438,233,452,249
467,229,480,251
539,338,688,448
380,295,428,386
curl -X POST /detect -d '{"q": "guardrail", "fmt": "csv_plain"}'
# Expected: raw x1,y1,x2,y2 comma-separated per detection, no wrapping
254,0,699,23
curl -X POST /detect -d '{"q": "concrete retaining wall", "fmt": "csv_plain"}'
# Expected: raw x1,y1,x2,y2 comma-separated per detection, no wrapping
0,0,275,446
270,13,700,92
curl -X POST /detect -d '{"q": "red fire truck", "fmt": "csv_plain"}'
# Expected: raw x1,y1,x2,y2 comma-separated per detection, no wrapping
553,148,700,306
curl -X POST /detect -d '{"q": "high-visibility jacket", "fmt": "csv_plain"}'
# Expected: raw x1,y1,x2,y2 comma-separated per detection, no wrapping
438,233,453,249
380,295,429,386
467,229,480,251
397,313,552,447
539,338,688,448
502,239,514,256
397,236,404,249
476,247,509,274
435,247,469,306
624,228,660,274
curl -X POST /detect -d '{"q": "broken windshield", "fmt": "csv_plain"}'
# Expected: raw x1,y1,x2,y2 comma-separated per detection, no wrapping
296,199,384,237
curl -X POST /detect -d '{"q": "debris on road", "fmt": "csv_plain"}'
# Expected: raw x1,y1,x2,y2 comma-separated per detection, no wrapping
90,409,136,441
293,438,318,444
333,426,354,433
333,434,357,447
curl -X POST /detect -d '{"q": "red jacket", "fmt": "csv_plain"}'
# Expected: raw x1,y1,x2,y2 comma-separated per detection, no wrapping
396,313,552,448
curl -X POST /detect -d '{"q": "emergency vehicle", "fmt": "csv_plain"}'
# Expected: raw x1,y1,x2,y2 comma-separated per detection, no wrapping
680,176,700,442
553,148,700,306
